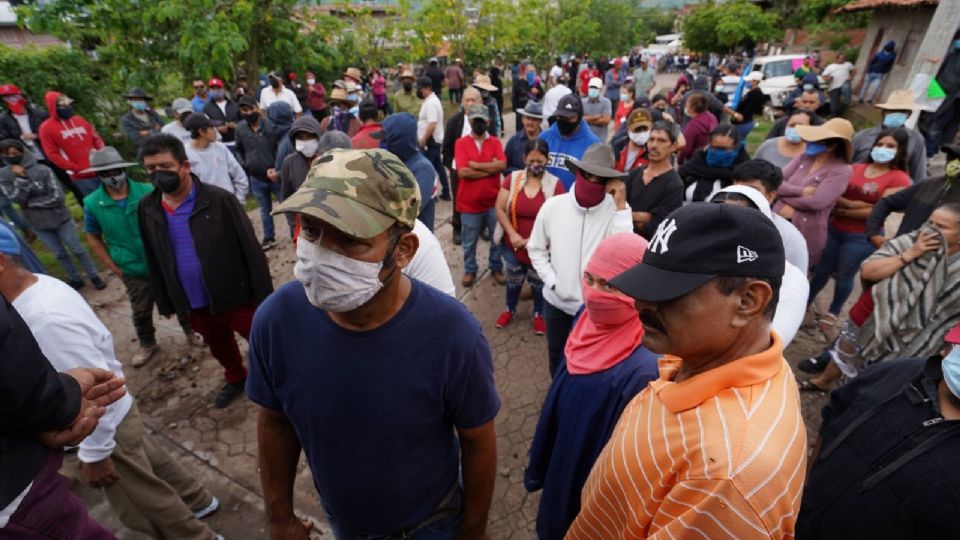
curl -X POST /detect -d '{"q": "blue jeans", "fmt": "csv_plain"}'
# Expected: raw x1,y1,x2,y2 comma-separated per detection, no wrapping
249,177,287,241
324,488,462,540
34,219,100,283
0,192,30,234
73,178,100,197
502,244,543,314
419,197,436,232
460,209,501,275
808,224,876,315
859,72,884,103
734,121,755,142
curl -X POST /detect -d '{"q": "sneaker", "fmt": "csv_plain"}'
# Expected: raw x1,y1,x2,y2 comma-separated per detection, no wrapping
261,238,276,251
91,276,107,290
68,279,85,291
490,270,506,286
495,311,514,328
452,230,462,245
214,381,245,409
798,350,832,374
194,496,220,519
131,344,159,368
185,331,205,348
461,272,476,287
216,536,224,540
439,192,452,201
532,314,546,335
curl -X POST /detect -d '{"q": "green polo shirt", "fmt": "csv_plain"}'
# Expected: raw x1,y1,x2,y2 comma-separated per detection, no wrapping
82,180,154,277
391,90,423,116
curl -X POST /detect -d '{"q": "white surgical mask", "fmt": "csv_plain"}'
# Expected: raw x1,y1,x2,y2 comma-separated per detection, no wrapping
307,78,316,85
628,130,650,145
619,93,629,102
588,88,600,99
295,139,319,157
293,238,386,312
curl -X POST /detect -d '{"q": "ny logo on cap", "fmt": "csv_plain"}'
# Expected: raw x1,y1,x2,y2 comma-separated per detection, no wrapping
737,245,758,263
649,219,678,254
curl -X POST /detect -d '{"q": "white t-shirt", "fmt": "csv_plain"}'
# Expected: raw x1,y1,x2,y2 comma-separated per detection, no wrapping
13,113,42,158
773,214,809,272
542,84,572,120
13,274,133,464
259,86,303,114
549,65,564,83
774,263,809,348
405,219,455,296
185,141,249,202
162,120,192,144
822,62,854,91
417,92,445,144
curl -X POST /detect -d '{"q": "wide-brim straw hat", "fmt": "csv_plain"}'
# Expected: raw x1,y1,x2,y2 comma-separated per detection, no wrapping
796,118,855,162
566,143,626,179
328,88,350,104
472,74,498,92
875,89,930,111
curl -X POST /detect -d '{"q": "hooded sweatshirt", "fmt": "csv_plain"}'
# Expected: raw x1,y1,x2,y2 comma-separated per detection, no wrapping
527,190,633,315
38,91,104,181
868,41,897,74
381,113,436,214
539,120,600,191
280,115,324,200
269,101,296,171
0,141,71,230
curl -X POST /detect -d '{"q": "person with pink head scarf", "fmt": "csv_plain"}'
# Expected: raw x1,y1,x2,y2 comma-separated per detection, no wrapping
523,231,660,540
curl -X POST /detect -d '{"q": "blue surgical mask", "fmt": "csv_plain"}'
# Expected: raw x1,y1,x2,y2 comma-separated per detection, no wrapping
883,112,908,128
588,88,600,99
526,72,535,86
131,100,148,111
784,127,803,144
209,89,225,100
803,84,814,92
347,94,359,104
953,39,960,51
805,141,829,156
870,146,897,164
705,147,738,168
348,105,359,116
942,346,960,398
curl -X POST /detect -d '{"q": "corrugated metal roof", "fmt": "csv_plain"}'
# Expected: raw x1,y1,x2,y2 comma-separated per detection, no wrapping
838,0,938,13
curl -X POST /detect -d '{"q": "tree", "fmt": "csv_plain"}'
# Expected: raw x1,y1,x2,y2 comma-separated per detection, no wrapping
633,9,678,47
682,0,782,54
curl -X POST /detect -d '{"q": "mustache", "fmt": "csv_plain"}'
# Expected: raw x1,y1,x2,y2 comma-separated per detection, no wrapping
639,310,667,335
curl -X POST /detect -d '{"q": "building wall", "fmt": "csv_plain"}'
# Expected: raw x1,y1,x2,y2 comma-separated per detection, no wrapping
852,6,936,103
0,26,61,49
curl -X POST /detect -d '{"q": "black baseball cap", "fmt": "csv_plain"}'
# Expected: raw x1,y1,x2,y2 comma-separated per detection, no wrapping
416,76,433,89
551,94,582,121
609,203,785,303
238,95,258,108
183,113,223,131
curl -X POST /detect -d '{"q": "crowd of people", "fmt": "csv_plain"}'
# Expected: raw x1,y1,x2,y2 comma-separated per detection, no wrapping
2,40,960,540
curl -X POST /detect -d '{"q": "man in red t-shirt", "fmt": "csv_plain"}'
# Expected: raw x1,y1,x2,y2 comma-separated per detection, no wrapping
578,63,599,97
454,104,506,287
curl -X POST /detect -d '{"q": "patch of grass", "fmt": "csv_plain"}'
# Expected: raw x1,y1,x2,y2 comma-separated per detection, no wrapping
745,120,773,156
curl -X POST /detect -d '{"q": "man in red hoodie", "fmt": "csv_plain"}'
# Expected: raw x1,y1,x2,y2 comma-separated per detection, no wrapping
39,91,105,196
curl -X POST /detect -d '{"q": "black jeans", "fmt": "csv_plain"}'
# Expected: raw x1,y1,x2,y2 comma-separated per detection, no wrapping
424,138,451,198
122,274,192,347
543,300,575,377
449,170,461,233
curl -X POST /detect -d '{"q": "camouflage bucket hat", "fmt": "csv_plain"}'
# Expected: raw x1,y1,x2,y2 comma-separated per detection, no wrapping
272,148,421,238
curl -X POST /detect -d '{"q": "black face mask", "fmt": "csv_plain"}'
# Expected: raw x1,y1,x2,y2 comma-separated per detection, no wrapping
269,77,281,89
556,118,578,136
471,120,487,136
57,106,74,120
241,112,259,124
150,169,182,194
2,154,22,166
402,82,413,92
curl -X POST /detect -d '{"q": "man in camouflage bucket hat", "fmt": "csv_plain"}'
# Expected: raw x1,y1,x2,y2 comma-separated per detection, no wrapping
248,148,500,540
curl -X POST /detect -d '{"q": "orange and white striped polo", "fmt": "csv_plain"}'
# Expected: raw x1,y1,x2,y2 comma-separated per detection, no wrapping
566,333,807,539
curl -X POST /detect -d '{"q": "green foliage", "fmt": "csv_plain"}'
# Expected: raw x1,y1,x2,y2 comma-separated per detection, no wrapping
682,0,782,53
797,0,869,52
633,9,678,46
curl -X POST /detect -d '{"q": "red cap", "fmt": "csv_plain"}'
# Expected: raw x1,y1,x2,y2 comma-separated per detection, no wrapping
288,73,297,81
207,78,224,88
0,84,22,96
946,323,960,345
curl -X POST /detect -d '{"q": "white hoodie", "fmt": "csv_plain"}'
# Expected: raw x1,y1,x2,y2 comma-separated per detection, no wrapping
528,190,633,315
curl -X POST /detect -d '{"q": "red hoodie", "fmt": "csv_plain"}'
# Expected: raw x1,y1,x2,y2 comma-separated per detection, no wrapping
38,91,104,181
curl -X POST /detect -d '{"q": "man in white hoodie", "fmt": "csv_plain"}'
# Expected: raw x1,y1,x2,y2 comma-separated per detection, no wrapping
184,113,248,203
528,143,633,375
0,226,223,540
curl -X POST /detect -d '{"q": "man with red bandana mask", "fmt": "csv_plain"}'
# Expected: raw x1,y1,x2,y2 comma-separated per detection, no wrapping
527,143,632,375
0,84,85,206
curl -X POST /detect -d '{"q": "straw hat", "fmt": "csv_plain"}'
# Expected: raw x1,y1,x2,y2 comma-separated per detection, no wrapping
399,69,415,80
472,74,498,92
328,87,349,105
875,89,929,111
343,67,363,81
796,118,854,162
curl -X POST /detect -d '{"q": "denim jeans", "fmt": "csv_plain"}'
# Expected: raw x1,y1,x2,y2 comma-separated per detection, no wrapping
859,72,884,103
34,219,100,283
543,300,575,377
460,209,501,275
808,224,876,315
424,139,450,198
73,178,100,197
324,487,462,540
502,244,543,314
419,196,436,232
250,177,286,241
734,121,755,142
0,192,30,234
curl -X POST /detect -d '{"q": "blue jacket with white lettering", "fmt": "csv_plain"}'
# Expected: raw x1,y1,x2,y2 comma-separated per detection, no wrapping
539,120,600,191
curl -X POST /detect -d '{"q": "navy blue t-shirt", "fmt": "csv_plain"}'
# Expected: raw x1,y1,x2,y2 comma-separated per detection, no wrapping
247,278,500,534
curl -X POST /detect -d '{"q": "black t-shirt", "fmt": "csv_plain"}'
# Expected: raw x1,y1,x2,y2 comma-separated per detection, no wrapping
736,88,765,123
625,166,684,239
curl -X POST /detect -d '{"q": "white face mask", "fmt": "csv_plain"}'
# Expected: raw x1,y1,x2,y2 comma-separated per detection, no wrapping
293,238,386,312
629,130,650,145
295,139,319,157
307,79,316,85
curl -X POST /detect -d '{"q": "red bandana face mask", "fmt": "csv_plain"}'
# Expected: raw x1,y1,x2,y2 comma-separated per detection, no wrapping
574,172,607,208
3,96,27,115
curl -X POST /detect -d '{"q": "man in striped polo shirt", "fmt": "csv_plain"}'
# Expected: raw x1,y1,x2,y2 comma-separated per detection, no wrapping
567,203,806,539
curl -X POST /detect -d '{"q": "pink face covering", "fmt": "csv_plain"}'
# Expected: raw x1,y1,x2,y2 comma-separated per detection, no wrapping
573,172,608,208
565,232,649,375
